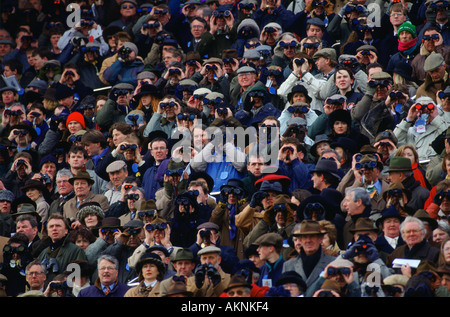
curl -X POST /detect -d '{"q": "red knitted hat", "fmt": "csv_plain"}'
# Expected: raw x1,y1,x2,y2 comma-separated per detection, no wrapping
66,112,86,129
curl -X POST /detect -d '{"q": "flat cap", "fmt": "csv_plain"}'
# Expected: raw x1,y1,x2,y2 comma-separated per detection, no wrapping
424,52,445,72
106,160,127,173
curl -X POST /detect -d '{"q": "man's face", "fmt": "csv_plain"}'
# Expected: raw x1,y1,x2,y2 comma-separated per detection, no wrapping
17,220,38,241
68,151,87,169
247,157,264,177
150,140,168,162
199,252,220,268
2,90,15,104
84,142,102,157
237,72,256,88
2,65,14,77
56,175,73,196
0,43,12,57
98,259,119,286
306,25,323,39
40,162,57,179
120,1,137,17
429,65,445,83
422,30,440,52
315,57,329,73
257,245,273,261
74,179,91,198
0,200,11,213
389,10,406,27
26,264,46,290
440,195,450,214
47,218,68,242
109,169,127,188
127,189,143,211
300,234,323,255
190,19,206,39
387,171,404,184
335,70,353,90
112,129,127,147
27,108,45,125
361,166,380,184
343,192,360,215
401,221,425,248
32,54,46,70
162,52,178,68
174,260,195,277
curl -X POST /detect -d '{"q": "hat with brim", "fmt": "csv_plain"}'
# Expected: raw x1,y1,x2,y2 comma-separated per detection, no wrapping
330,136,358,155
20,179,47,194
276,271,307,292
385,157,412,173
0,189,14,203
99,217,122,230
259,180,283,194
12,203,41,222
313,48,337,62
424,52,445,72
188,171,214,194
292,220,324,236
310,134,331,157
255,174,291,193
376,205,405,228
349,217,377,233
310,158,341,181
413,209,438,231
163,281,193,297
382,182,411,201
223,274,253,293
134,84,162,100
69,170,94,185
0,86,17,94
254,232,283,249
11,196,37,214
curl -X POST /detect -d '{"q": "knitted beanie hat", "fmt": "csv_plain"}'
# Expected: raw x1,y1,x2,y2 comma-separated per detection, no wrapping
398,21,417,38
66,111,86,129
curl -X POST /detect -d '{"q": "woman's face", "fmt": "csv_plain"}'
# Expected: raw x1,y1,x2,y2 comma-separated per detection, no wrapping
443,240,450,264
83,213,99,229
142,263,159,282
333,121,348,134
445,158,450,174
26,188,40,201
401,148,416,165
141,94,152,107
75,236,91,250
382,218,401,238
67,120,83,134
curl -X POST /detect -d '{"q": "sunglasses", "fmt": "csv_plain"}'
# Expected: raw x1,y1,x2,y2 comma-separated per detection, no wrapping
121,4,135,9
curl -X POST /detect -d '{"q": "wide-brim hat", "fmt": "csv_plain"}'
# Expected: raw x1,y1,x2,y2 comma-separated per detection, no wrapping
20,179,47,193
385,157,412,173
69,170,94,185
223,274,253,293
99,217,123,229
188,171,214,194
310,158,341,181
12,202,41,222
413,209,438,231
259,180,283,194
292,220,324,236
134,84,162,99
330,136,358,155
376,205,405,228
134,199,157,212
276,271,307,292
328,109,351,128
163,281,193,297
382,182,411,201
349,217,377,233
220,178,245,192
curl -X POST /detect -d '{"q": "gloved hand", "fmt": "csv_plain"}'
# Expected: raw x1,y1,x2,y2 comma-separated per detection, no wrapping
206,264,221,286
341,239,364,260
250,191,268,208
194,264,206,289
364,243,380,263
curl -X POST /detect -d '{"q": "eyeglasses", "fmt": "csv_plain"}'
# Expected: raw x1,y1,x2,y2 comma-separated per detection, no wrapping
27,271,44,276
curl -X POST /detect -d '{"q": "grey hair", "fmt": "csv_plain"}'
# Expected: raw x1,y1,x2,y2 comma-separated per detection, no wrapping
346,187,371,207
400,216,426,238
56,168,73,179
321,148,341,161
25,259,47,276
97,254,119,270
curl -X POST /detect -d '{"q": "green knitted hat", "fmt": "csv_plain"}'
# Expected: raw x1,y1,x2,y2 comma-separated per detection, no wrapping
398,21,417,38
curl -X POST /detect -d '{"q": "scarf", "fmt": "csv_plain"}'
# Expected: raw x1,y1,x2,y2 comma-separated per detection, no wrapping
398,38,417,53
228,204,237,240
